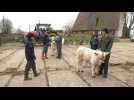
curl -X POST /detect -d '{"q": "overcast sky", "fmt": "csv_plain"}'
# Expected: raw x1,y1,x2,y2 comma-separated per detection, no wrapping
0,12,79,32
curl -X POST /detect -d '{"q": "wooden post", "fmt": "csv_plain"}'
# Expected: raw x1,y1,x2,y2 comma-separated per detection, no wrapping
29,24,30,32
0,37,2,46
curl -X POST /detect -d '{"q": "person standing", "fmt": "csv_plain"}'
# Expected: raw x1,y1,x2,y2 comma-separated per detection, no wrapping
98,28,114,78
90,31,99,50
42,32,50,59
24,32,40,80
55,32,62,59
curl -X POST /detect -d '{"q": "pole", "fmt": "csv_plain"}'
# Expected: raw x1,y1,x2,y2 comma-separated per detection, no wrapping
29,24,30,32
2,15,4,33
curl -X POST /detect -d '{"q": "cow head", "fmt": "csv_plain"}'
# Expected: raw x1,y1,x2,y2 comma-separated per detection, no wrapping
94,50,110,61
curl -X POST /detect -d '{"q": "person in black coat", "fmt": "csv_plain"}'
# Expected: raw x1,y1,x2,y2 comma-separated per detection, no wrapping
55,32,62,59
41,33,51,59
98,28,114,78
90,31,99,50
24,33,40,80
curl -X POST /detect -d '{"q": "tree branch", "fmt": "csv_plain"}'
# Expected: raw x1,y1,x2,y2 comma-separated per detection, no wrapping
131,26,134,30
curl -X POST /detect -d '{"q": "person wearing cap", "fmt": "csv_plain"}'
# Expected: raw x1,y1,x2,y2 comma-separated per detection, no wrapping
24,32,40,80
98,28,114,78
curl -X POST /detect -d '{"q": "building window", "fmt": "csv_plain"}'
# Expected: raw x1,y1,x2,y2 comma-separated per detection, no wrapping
89,16,97,27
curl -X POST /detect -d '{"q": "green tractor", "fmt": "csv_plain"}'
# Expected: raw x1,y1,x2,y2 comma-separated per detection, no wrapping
34,23,53,43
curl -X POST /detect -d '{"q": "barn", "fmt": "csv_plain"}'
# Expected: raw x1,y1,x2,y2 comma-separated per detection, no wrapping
73,12,126,37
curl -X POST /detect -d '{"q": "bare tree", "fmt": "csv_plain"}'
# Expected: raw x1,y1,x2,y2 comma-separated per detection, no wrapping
122,13,128,38
62,21,73,34
16,28,25,34
128,12,134,36
122,12,134,38
0,18,13,34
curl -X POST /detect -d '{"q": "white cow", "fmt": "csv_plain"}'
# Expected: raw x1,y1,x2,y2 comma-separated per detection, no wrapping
51,36,56,56
62,37,64,45
76,46,109,78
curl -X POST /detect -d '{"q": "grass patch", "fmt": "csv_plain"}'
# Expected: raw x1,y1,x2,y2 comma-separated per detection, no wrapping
64,34,121,45
64,34,90,45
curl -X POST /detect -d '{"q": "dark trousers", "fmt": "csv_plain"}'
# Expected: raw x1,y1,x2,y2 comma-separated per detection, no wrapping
42,45,48,55
24,60,37,78
56,43,62,58
99,54,110,76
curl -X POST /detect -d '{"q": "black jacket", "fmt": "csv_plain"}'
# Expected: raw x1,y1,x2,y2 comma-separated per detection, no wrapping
99,36,113,52
90,36,99,50
25,37,36,61
55,35,62,44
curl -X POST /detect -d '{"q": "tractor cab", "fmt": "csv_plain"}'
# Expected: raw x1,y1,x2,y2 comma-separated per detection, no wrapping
35,24,52,34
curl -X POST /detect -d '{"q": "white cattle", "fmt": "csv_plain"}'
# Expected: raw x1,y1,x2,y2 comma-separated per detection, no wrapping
76,46,109,78
62,37,65,45
51,36,56,56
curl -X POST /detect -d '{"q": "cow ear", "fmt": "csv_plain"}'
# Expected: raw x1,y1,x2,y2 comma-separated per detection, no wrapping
94,52,98,55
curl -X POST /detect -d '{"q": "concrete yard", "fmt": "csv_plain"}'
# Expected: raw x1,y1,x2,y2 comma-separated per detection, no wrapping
0,42,134,87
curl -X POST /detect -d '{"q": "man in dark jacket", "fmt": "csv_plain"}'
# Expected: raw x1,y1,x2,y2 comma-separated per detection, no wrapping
90,31,99,50
98,28,114,78
24,32,40,80
55,32,62,59
42,32,50,59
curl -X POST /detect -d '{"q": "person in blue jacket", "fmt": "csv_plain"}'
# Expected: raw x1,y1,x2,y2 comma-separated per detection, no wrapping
55,32,62,59
41,32,51,59
24,32,40,80
90,31,99,50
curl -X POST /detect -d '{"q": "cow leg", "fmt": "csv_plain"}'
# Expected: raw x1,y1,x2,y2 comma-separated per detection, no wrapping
95,63,100,75
76,58,80,72
95,66,99,75
83,60,88,68
76,57,83,72
91,65,96,78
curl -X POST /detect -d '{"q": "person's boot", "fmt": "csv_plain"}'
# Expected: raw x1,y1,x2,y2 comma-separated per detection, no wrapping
32,67,40,77
42,54,45,59
97,70,102,76
34,73,40,77
103,74,107,78
24,75,32,80
33,70,40,77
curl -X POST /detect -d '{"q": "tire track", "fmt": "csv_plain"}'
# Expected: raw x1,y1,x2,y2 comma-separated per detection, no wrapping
108,74,130,87
62,57,91,86
63,46,91,86
42,59,50,87
0,49,19,63
4,57,25,87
